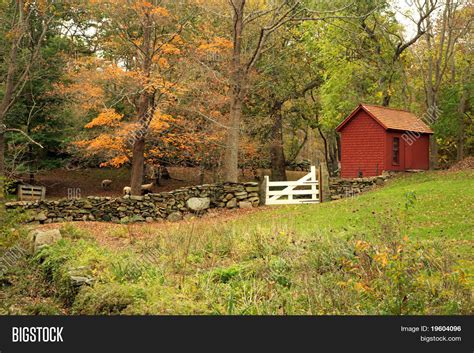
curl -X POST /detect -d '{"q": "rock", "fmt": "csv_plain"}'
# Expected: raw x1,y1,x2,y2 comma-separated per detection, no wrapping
225,193,234,200
70,276,93,287
34,212,47,222
245,186,259,192
234,191,248,199
238,201,253,209
30,229,62,253
226,198,237,208
145,217,154,223
167,212,183,222
120,216,130,223
375,177,384,185
183,213,195,221
130,215,145,222
186,197,210,212
130,195,144,201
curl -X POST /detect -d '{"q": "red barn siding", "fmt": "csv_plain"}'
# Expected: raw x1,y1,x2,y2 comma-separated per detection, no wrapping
385,131,406,171
384,131,430,171
405,134,430,170
340,110,386,178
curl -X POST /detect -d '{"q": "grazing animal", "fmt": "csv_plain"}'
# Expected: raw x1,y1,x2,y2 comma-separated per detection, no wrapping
141,182,154,195
123,186,132,196
101,179,112,190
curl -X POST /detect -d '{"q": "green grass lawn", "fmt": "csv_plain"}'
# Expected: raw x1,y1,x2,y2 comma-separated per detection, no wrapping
1,170,473,315
229,170,474,276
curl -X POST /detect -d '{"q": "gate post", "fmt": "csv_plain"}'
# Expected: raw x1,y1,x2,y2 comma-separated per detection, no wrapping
259,175,268,206
318,165,323,203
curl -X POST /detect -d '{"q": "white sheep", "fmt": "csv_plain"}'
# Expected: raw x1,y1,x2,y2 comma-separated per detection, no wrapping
101,179,112,190
141,182,154,194
123,186,132,196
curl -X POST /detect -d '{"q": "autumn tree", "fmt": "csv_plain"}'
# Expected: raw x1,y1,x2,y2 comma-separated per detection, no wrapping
62,0,190,195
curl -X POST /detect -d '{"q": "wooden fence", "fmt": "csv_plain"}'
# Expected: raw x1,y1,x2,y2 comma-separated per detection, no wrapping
17,185,46,201
264,166,321,205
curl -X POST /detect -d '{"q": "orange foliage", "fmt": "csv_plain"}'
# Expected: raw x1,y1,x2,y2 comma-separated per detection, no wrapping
197,37,233,54
85,109,123,128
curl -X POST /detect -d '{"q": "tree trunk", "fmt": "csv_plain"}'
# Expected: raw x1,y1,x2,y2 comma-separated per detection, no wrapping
456,86,467,161
0,131,5,200
130,89,154,195
316,126,330,176
382,92,391,107
223,0,245,182
0,23,21,200
130,13,153,195
223,93,242,182
130,137,146,195
269,103,287,181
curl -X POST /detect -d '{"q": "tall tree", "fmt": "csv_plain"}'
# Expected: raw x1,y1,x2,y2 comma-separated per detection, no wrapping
66,0,189,195
417,0,472,168
0,0,55,198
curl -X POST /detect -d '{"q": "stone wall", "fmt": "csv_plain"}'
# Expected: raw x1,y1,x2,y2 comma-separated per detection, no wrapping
5,182,260,224
328,175,390,200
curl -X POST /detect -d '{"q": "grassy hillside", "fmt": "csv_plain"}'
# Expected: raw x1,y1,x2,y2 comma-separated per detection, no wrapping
1,170,473,315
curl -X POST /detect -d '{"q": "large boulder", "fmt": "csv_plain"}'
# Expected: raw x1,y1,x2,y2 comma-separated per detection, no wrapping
238,201,253,209
186,197,210,212
29,229,62,253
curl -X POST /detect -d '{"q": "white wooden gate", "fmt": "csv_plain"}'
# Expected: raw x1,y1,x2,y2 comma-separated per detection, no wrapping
264,166,321,205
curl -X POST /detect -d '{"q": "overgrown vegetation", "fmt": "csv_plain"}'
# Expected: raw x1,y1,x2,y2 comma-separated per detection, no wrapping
2,171,470,315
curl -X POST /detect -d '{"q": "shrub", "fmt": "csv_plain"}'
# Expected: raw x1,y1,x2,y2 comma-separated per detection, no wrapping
72,283,143,315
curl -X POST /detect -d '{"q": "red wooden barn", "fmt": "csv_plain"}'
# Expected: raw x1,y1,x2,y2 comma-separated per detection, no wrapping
336,104,433,178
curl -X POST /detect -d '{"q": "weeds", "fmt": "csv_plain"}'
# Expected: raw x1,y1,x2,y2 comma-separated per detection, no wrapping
5,171,473,315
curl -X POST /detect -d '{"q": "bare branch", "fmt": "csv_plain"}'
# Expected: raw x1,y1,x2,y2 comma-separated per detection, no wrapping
5,128,44,149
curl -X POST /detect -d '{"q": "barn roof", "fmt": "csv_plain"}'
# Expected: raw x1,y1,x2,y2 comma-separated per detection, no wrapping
336,104,434,134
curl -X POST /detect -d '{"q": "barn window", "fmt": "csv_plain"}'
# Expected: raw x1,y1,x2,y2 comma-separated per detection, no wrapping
392,137,400,165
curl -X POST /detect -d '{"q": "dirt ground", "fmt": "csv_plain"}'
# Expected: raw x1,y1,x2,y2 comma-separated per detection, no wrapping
449,156,474,171
19,167,307,200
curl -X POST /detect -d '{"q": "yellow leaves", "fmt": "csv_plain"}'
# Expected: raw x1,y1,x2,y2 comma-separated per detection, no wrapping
131,1,170,18
197,37,233,54
354,281,371,293
87,134,119,151
140,1,153,8
100,155,129,168
355,240,370,252
150,6,169,17
154,57,170,68
85,109,123,129
161,43,181,55
374,251,389,268
149,111,172,132
170,35,184,45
